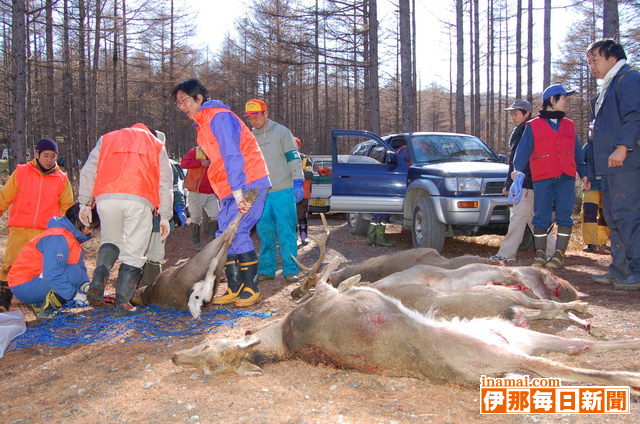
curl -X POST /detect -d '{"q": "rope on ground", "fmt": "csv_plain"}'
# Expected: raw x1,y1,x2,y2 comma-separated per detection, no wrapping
9,304,270,350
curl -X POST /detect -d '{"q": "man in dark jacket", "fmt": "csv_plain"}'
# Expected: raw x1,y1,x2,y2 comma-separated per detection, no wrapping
587,39,640,289
491,99,554,263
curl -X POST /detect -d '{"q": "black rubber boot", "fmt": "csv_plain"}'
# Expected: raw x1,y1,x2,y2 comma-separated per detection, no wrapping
191,223,202,250
114,263,142,316
235,251,261,307
546,226,572,270
36,290,67,322
139,261,162,287
87,243,120,306
0,281,14,312
209,220,219,240
298,223,308,244
532,227,548,268
213,254,243,305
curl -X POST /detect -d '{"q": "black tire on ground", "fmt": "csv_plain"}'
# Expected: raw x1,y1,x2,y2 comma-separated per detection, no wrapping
347,213,369,235
411,197,446,251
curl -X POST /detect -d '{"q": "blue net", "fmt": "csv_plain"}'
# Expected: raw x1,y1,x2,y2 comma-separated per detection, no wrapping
9,304,270,350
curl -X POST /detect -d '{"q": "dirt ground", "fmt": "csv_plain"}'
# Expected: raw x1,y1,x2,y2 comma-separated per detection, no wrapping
2,214,640,424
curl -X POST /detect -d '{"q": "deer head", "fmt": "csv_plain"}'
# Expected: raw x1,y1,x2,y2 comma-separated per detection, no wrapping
290,213,329,302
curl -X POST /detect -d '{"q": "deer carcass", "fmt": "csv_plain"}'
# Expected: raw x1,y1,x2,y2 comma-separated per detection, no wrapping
131,190,258,318
327,248,490,286
173,275,640,390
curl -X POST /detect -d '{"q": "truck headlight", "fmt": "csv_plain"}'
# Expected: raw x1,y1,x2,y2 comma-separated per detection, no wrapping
444,177,482,192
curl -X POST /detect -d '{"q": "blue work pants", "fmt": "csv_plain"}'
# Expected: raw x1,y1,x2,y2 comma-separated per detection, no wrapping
257,188,298,277
532,175,576,229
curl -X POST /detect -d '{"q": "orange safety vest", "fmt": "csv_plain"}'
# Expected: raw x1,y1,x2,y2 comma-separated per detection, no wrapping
193,107,269,199
8,163,68,230
7,227,82,287
93,123,163,207
528,117,577,182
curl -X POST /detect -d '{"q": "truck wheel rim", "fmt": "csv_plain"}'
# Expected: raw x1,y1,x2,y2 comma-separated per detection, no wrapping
414,209,423,243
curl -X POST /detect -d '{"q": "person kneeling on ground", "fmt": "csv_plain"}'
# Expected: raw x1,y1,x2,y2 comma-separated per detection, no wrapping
7,204,100,321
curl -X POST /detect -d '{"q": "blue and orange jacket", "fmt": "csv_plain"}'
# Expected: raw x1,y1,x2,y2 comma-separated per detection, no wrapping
8,217,90,293
192,100,270,199
0,160,73,230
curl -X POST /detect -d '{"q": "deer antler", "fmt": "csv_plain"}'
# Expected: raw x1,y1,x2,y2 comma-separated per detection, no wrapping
290,214,329,301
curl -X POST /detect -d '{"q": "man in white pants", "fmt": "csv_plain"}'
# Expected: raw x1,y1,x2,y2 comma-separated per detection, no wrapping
78,123,173,315
492,100,555,263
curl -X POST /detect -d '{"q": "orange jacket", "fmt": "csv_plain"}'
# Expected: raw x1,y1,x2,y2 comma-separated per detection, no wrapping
7,227,82,287
528,117,577,181
193,107,268,199
1,161,72,230
93,123,164,207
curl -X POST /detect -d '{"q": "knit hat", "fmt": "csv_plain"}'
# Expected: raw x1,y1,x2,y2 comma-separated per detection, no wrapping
36,138,58,154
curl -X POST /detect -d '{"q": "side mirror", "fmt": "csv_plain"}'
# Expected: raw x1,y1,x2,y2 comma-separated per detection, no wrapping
386,151,398,166
498,154,508,164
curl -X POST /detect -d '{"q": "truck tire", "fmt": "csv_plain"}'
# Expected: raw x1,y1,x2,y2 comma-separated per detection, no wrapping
347,213,369,235
411,197,446,252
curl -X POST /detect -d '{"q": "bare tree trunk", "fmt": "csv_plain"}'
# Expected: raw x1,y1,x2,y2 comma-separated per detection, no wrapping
45,0,55,138
78,0,89,161
88,0,102,144
454,0,465,133
112,0,119,127
473,0,480,136
399,0,415,132
515,0,522,99
448,24,454,133
367,0,380,134
121,0,129,124
313,0,320,145
527,0,533,104
468,0,474,135
62,0,76,182
11,0,28,169
602,0,619,40
486,1,494,146
543,0,551,89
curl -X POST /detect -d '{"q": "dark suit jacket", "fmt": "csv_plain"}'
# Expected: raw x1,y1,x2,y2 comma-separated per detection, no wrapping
591,64,640,175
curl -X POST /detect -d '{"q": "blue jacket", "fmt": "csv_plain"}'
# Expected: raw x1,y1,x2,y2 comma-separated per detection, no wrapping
37,217,91,299
591,64,640,175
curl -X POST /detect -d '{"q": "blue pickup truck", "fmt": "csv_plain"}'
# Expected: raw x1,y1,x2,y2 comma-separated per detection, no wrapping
330,129,511,251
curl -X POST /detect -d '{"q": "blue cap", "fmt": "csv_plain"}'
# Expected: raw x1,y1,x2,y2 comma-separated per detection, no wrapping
542,84,576,102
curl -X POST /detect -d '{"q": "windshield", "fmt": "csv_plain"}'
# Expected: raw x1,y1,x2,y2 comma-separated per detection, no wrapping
410,134,498,163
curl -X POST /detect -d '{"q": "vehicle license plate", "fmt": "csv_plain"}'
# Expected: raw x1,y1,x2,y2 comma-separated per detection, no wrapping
311,199,326,207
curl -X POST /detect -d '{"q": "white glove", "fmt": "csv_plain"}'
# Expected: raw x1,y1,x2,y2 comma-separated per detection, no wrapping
73,282,90,307
159,219,171,241
79,205,92,227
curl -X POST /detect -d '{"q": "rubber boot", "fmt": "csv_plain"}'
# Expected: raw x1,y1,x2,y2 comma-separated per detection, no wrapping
36,290,66,322
191,223,202,250
546,226,572,270
139,261,162,287
208,220,219,241
235,250,261,307
212,254,244,305
0,281,13,312
298,223,308,245
367,223,377,246
87,243,120,306
114,263,142,316
532,227,548,268
374,223,394,247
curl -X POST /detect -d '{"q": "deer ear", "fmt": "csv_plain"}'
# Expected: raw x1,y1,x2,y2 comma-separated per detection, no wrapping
236,335,261,350
338,274,362,292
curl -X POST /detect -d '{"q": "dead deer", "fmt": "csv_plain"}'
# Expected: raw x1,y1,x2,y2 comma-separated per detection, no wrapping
328,248,490,286
130,189,258,318
173,266,640,390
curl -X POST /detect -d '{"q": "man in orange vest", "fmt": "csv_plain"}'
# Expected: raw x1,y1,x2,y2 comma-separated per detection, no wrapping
173,79,270,307
78,124,173,316
0,138,74,312
8,204,99,321
181,146,220,250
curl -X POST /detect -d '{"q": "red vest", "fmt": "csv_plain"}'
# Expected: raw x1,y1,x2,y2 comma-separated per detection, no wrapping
193,107,269,199
8,163,68,230
93,123,163,207
528,117,577,181
7,227,82,287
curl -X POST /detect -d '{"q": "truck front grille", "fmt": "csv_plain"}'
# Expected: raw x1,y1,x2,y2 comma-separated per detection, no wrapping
483,180,504,196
